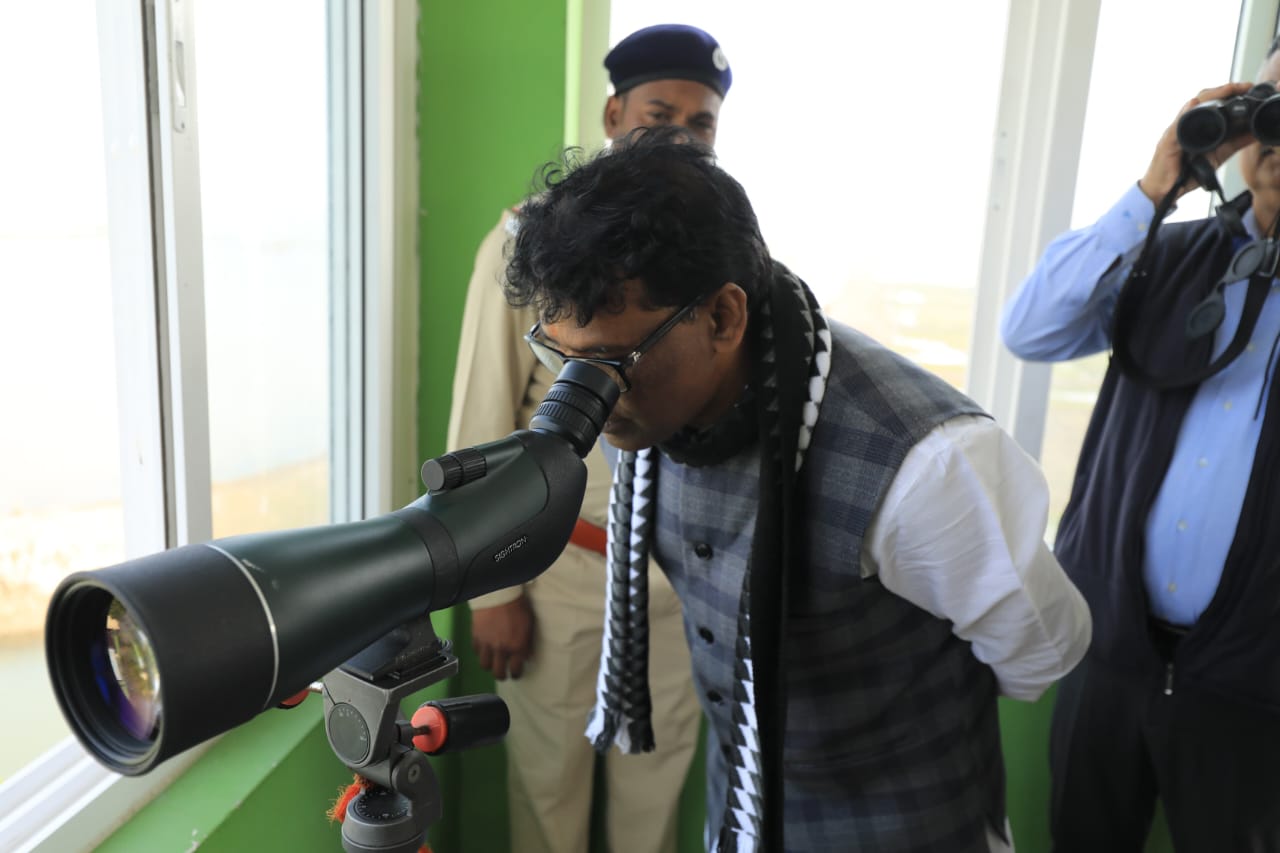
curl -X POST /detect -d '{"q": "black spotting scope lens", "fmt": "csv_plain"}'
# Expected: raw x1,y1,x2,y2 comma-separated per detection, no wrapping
47,583,164,770
98,598,162,739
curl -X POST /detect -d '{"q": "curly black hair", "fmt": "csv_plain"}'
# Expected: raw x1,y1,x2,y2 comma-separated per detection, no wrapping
505,125,772,325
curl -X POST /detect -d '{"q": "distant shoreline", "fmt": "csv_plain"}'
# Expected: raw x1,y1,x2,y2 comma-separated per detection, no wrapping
0,579,47,642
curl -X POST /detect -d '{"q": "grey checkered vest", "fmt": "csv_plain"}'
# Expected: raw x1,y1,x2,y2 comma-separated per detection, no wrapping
653,321,1006,852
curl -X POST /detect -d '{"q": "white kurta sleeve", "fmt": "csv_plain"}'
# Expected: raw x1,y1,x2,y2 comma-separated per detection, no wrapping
860,415,1092,701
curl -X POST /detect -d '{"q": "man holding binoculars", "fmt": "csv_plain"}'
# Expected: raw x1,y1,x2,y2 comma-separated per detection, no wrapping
1001,42,1280,853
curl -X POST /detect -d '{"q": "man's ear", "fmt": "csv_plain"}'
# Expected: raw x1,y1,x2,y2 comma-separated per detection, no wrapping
706,282,749,351
603,95,624,139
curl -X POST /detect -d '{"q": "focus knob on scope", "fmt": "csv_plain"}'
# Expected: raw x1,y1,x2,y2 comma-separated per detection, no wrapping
421,447,487,493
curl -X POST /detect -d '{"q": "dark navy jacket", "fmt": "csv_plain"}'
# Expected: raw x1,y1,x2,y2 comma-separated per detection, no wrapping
1056,213,1280,710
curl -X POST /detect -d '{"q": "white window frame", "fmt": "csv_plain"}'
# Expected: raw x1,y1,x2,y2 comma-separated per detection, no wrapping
965,0,1102,453
0,0,419,849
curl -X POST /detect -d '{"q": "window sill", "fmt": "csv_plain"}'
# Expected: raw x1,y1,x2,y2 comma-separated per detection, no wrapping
0,736,211,853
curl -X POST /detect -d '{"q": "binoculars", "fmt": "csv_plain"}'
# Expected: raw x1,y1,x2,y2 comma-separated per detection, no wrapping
1177,82,1280,155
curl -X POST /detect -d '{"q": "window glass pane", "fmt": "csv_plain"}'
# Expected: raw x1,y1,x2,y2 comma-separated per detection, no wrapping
0,3,119,779
608,1,1011,390
193,3,332,537
1042,0,1243,533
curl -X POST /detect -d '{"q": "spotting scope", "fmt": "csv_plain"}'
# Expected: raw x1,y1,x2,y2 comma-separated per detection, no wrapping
45,361,619,776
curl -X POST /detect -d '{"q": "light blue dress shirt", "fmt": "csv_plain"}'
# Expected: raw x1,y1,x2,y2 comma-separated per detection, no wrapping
1001,183,1280,625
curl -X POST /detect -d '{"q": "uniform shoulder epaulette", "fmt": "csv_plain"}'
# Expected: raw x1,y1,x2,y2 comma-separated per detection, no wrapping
505,204,523,237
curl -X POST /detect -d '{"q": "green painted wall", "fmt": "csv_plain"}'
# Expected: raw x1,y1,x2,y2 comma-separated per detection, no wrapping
1002,695,1053,850
416,0,571,472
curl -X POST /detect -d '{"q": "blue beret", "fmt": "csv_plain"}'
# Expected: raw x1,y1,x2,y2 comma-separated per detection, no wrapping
604,24,732,99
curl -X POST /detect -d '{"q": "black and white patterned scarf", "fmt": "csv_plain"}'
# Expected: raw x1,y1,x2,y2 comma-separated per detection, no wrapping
586,264,831,852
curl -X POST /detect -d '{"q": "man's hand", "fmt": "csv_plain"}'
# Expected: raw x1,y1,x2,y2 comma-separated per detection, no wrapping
1140,81,1257,203
470,594,536,680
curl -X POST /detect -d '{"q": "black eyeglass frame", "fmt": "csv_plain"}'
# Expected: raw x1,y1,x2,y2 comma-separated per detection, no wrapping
524,298,702,393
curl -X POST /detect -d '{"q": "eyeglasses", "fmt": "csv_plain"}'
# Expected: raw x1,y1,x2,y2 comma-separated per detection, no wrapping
524,299,701,392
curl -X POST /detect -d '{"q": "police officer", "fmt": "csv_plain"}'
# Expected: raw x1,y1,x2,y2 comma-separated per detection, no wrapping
447,24,732,853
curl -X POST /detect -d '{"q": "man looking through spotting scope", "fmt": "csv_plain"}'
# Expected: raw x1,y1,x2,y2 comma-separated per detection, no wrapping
446,23,726,853
1001,39,1280,852
506,126,1092,852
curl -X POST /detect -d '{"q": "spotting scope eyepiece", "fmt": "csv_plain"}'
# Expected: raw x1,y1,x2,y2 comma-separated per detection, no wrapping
45,361,620,775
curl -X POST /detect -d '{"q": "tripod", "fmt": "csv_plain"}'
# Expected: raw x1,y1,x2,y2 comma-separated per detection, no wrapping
317,614,509,853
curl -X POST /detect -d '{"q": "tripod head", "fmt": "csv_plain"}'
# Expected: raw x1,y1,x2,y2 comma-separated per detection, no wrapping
309,613,507,853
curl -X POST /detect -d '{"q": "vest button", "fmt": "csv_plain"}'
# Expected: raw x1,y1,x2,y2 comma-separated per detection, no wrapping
694,542,713,559
698,626,714,644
